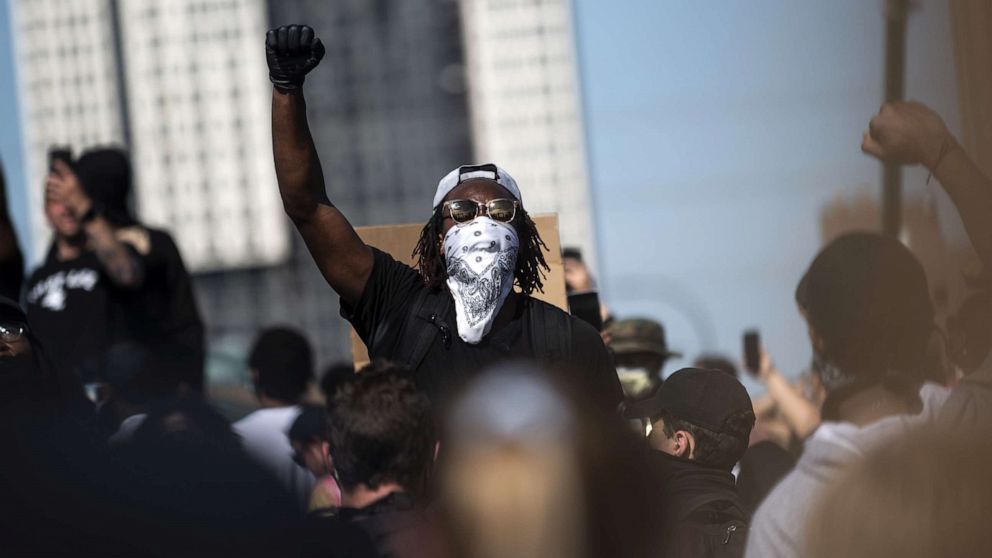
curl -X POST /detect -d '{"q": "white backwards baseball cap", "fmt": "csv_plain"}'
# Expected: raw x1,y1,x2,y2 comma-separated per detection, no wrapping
433,163,522,210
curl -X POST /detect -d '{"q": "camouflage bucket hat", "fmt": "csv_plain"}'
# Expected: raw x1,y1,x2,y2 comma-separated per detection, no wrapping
607,318,681,358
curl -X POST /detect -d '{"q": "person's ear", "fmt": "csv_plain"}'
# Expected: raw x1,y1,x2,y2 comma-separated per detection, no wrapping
807,323,826,355
320,440,333,471
673,430,695,459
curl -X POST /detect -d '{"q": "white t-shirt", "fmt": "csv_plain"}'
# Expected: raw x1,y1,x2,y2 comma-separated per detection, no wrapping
745,383,949,558
108,413,147,445
233,406,315,509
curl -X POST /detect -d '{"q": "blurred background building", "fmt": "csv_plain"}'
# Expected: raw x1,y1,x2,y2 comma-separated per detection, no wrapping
13,0,128,255
5,0,989,391
460,0,597,268
13,0,287,271
5,0,598,372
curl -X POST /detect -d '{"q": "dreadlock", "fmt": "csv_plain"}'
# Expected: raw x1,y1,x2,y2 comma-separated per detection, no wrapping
412,206,550,295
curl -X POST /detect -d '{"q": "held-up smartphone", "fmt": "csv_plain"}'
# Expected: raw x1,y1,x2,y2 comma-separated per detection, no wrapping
569,291,603,332
743,329,761,376
48,146,73,175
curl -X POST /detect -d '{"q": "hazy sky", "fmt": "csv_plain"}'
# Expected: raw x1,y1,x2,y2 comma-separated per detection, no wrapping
572,0,961,386
0,1,964,388
0,0,27,252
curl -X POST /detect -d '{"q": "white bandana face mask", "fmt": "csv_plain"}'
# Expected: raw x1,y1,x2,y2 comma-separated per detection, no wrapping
443,217,519,344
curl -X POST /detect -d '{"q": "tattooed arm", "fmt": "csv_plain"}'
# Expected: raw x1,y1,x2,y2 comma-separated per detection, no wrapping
83,217,145,287
47,160,144,288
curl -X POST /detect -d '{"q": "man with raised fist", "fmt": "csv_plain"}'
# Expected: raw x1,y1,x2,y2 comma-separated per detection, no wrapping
265,25,622,412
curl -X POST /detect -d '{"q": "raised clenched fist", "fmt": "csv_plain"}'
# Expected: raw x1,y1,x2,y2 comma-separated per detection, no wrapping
861,101,953,170
265,24,325,91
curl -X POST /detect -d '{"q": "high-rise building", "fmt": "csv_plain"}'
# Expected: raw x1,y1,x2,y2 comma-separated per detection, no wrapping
10,0,597,368
11,0,126,259
460,0,597,268
12,0,287,272
268,0,474,227
194,0,475,365
116,0,288,271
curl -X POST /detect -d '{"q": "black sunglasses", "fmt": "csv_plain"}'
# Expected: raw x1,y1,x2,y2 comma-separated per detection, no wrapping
443,198,518,224
0,323,27,343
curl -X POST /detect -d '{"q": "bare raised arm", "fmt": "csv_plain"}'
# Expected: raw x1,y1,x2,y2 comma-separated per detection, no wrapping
267,25,372,304
862,101,992,269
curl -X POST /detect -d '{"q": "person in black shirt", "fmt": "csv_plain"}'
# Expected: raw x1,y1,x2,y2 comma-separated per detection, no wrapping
623,368,756,558
301,365,443,558
25,148,205,389
0,158,24,301
266,24,622,410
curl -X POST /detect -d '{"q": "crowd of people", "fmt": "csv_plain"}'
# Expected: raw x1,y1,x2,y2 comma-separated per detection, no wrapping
1,23,991,557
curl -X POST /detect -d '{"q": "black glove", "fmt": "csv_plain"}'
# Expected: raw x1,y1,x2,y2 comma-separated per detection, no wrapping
265,24,325,91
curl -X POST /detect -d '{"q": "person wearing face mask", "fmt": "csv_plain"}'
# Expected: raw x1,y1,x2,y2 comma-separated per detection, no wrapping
0,296,91,418
745,232,950,558
606,318,681,398
622,367,755,558
265,25,622,412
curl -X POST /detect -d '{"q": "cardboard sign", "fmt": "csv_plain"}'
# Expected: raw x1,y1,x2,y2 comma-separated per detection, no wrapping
350,214,567,367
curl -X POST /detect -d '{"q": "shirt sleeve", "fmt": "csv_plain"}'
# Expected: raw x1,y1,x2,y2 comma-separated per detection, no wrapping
340,247,426,349
569,317,624,413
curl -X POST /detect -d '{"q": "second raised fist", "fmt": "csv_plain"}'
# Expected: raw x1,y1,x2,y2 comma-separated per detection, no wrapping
265,24,325,91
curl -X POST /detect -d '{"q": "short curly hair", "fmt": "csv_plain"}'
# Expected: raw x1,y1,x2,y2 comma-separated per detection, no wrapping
657,408,755,470
327,364,435,494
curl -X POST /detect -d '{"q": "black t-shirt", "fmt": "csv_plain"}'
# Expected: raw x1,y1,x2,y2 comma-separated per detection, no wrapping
300,492,439,558
0,243,23,301
25,227,204,385
111,227,205,387
342,248,622,409
26,248,110,381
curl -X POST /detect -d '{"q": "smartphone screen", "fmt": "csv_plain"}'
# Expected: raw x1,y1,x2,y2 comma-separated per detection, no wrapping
48,147,72,174
568,291,603,332
743,329,761,376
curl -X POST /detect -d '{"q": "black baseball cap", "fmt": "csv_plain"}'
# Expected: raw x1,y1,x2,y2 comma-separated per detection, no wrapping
621,367,753,434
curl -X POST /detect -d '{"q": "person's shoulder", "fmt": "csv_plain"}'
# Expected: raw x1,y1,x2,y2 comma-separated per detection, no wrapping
522,296,570,319
231,411,255,430
746,467,809,558
750,452,820,527
370,246,415,271
141,226,180,247
565,309,611,357
568,313,604,342
363,246,424,290
235,407,299,429
232,409,269,432
27,246,62,279
302,511,379,558
523,298,600,337
26,262,49,284
25,257,72,291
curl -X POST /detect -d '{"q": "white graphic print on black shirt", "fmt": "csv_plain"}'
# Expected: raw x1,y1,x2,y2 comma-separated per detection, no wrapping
26,268,100,311
26,251,109,381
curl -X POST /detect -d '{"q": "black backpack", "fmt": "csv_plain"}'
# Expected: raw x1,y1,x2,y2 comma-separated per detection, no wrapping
389,289,573,370
669,495,750,558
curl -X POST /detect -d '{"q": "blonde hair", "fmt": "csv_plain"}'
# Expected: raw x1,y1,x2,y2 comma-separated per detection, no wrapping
441,443,586,558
